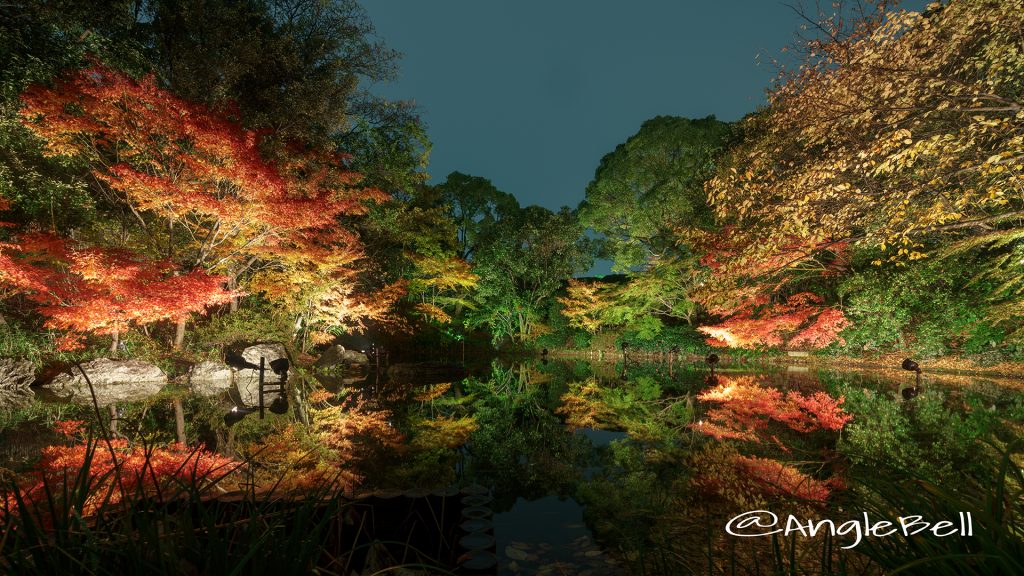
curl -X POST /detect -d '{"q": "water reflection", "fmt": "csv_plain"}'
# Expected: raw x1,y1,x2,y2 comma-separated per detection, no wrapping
3,358,1024,574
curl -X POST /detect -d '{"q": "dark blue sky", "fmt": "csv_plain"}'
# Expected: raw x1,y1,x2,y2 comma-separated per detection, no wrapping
361,1,925,212
361,1,800,211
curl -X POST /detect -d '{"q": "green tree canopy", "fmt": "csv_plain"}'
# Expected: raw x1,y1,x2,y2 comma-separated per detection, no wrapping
579,115,733,272
150,0,397,147
435,171,519,260
471,204,593,343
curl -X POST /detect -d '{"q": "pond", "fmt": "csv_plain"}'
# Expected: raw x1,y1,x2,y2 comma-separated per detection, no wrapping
3,356,1023,575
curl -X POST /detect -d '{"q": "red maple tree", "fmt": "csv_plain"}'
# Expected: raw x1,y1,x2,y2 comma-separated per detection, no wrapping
697,292,850,350
18,65,388,346
0,230,233,350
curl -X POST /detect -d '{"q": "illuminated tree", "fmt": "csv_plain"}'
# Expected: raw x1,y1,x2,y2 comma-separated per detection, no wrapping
406,253,479,324
19,65,387,346
704,0,1024,316
557,279,616,334
697,292,849,350
0,230,232,351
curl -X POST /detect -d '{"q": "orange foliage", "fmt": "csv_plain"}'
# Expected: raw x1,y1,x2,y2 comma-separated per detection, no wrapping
690,375,852,443
18,66,393,338
0,232,232,349
5,423,238,519
697,292,849,350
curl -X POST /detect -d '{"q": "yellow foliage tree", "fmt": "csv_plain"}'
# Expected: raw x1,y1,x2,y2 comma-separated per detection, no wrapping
703,0,1024,309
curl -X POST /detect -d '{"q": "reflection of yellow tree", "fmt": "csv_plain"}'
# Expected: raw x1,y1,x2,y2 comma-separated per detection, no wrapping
556,378,612,430
243,396,405,492
409,416,478,451
557,375,694,445
246,384,481,492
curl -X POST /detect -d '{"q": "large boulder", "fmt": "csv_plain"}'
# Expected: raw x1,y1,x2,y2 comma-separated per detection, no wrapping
315,345,369,370
44,358,166,405
235,343,287,406
189,360,233,396
0,358,34,389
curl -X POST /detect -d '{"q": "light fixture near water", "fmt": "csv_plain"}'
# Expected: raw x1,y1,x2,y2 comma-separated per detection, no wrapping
223,353,290,425
901,358,921,400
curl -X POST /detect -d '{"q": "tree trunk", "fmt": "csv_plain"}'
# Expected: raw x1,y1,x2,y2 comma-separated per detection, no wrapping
173,398,186,444
108,404,119,437
174,317,186,349
110,331,119,354
228,275,239,312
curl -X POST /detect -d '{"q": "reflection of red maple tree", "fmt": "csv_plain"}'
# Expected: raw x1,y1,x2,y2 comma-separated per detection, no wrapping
689,376,851,505
692,445,835,505
732,453,832,502
4,423,238,522
690,375,852,443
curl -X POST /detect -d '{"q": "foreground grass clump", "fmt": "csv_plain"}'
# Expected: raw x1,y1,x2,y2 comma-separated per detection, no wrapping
0,432,451,575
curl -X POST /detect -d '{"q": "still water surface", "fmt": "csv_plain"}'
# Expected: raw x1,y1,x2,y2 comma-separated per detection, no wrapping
3,358,1021,574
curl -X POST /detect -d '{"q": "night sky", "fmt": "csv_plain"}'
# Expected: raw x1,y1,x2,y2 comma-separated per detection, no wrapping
361,1,781,211
362,0,928,211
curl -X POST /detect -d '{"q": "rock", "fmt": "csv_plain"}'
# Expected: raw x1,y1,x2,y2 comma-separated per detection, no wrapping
315,345,369,369
189,360,233,395
0,358,34,389
44,358,166,405
235,343,288,406
0,385,34,410
239,343,287,380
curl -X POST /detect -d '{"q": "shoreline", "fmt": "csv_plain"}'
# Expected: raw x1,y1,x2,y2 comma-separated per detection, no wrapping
547,347,1024,385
